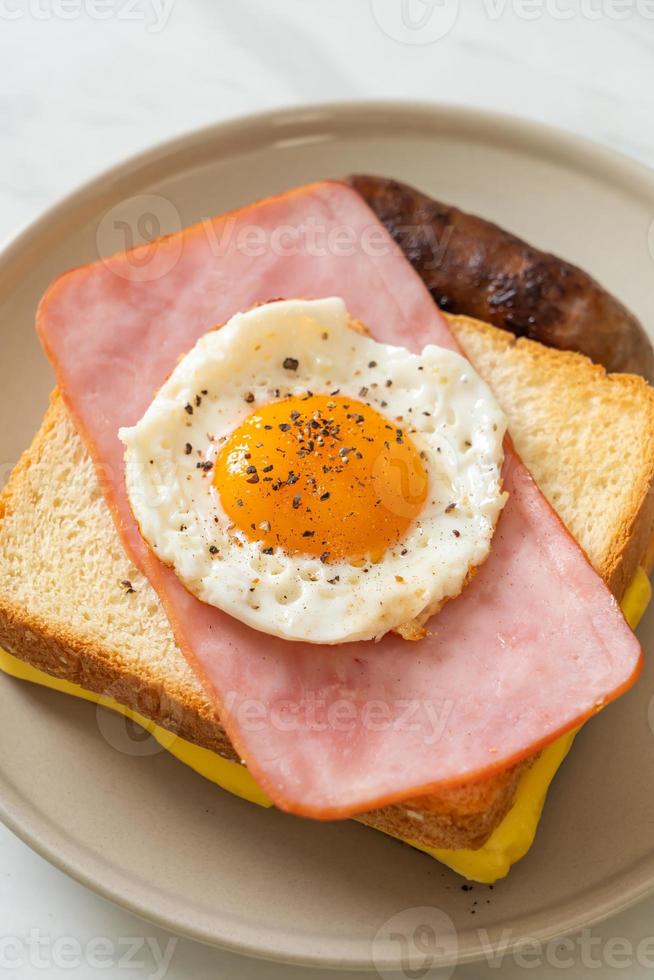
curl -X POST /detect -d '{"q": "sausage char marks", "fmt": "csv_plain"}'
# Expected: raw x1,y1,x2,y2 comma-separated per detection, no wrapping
347,174,654,382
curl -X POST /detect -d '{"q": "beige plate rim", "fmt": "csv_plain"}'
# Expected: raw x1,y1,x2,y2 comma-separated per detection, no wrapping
2,101,654,970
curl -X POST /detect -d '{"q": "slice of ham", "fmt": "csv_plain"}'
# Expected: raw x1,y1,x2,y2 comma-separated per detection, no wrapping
37,180,642,819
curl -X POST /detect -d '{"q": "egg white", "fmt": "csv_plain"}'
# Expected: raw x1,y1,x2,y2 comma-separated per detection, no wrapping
119,298,507,644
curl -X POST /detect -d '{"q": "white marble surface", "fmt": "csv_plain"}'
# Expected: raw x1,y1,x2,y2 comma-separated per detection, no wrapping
2,2,654,977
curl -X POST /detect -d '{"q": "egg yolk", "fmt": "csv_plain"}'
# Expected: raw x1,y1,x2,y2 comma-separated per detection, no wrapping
213,394,428,563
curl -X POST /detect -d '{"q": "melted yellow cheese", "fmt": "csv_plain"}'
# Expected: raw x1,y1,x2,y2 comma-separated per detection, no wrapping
0,566,649,883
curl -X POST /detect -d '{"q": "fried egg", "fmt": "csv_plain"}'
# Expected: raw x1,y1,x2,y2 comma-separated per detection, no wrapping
119,298,507,644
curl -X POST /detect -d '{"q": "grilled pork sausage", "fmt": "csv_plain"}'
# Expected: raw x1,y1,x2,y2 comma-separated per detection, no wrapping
347,174,653,381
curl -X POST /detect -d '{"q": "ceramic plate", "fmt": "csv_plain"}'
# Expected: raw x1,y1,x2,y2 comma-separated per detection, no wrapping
1,102,654,971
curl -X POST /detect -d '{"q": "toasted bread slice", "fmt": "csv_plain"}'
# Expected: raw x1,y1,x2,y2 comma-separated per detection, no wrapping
454,315,654,597
1,313,653,852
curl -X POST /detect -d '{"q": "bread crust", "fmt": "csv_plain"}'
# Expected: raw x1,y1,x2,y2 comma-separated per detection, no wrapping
449,314,654,597
2,311,654,851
